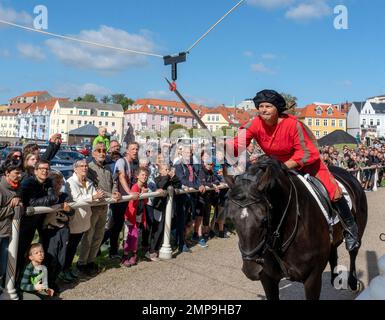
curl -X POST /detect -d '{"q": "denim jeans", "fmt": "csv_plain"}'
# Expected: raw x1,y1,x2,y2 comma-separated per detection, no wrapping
0,237,10,282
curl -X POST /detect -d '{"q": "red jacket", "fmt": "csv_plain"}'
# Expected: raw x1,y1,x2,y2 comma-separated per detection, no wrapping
124,183,147,228
227,114,341,200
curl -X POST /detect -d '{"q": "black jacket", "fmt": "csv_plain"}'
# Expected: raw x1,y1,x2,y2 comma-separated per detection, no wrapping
152,175,182,211
21,176,59,207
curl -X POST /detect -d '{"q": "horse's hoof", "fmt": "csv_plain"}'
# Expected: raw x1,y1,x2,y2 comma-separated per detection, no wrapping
349,279,364,293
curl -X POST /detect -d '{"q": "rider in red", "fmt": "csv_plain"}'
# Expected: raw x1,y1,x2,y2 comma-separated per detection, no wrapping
226,89,359,251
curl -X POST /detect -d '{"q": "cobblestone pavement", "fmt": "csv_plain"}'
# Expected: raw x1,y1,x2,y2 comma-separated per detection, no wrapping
60,189,385,300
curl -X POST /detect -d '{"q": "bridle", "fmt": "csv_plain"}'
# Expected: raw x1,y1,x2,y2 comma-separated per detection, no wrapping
230,172,301,277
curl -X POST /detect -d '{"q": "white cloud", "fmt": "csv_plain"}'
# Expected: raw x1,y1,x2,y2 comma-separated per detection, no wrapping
251,63,276,74
53,83,112,99
17,43,46,60
146,90,174,100
46,25,158,72
247,0,294,9
0,3,33,25
261,53,277,60
243,51,254,57
285,1,331,21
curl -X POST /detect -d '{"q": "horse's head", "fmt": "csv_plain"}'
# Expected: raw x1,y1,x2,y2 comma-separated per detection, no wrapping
226,155,287,281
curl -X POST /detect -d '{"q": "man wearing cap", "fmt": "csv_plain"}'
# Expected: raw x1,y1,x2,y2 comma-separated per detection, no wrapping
226,89,359,251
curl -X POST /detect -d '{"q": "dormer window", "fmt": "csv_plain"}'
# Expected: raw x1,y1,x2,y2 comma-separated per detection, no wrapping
316,106,322,116
327,107,333,115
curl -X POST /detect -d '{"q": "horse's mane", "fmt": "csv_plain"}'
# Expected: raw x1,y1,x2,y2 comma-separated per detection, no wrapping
229,155,288,202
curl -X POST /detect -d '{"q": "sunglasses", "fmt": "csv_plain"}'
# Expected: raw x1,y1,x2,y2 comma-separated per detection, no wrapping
96,149,107,154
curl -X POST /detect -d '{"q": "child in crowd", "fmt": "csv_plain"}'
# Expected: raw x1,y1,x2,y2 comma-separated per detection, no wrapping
19,243,54,299
93,127,110,151
146,164,181,261
122,168,150,267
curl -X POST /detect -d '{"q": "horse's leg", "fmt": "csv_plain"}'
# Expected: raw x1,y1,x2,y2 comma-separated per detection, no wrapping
348,247,360,291
329,245,338,287
304,271,323,300
260,272,280,300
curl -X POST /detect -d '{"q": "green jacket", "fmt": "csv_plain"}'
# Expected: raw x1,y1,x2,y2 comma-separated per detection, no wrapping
93,135,110,151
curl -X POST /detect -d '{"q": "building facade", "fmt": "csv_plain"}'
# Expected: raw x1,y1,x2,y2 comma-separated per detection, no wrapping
124,99,208,135
360,101,385,138
50,101,124,143
296,103,347,139
200,106,251,132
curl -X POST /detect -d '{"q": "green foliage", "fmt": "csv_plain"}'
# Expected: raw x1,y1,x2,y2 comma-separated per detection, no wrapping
74,94,98,103
280,92,297,114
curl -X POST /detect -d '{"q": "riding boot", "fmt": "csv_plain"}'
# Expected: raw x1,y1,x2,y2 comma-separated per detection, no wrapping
335,197,360,251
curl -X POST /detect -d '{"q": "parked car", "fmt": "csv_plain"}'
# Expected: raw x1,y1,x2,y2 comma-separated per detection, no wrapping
54,151,85,161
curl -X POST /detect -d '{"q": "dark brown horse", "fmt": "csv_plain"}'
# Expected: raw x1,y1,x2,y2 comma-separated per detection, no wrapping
225,155,367,300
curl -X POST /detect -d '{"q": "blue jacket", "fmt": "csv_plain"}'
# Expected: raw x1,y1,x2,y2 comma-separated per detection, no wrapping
174,163,202,189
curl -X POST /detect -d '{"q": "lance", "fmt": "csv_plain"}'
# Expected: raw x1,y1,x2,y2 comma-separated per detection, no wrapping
165,77,216,144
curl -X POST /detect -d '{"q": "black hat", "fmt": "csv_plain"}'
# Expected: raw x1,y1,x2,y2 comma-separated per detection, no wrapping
252,89,287,114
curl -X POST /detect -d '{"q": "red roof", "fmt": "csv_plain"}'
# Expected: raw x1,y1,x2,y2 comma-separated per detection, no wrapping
10,91,49,100
126,98,207,118
296,104,346,119
201,106,251,126
26,98,68,113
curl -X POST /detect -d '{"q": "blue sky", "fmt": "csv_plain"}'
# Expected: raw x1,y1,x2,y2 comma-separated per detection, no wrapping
0,0,384,107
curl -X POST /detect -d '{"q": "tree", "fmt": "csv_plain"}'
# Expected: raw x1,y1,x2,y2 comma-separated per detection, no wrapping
111,94,134,111
74,94,98,103
101,95,111,104
280,92,297,114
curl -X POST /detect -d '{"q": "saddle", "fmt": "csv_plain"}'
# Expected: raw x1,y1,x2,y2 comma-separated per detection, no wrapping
292,171,339,225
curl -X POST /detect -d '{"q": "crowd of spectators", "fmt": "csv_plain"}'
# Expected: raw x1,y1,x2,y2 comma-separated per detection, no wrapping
319,141,385,191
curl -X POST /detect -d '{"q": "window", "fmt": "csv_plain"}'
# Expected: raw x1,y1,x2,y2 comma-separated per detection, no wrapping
315,131,320,138
323,119,328,127
207,116,211,121
362,119,366,125
315,119,320,126
323,131,328,136
331,120,336,127
161,116,164,121
105,122,108,126
77,120,81,125
105,112,109,117
327,108,333,115
71,120,74,125
70,110,73,115
377,119,381,126
112,122,115,127
101,112,104,116
152,115,155,120
84,121,87,125
184,118,187,123
339,120,344,128
316,107,322,116
370,119,374,126
177,117,180,122
99,121,102,126
79,111,83,116
307,119,312,126
83,111,87,116
152,125,155,130
216,116,219,122
62,120,65,124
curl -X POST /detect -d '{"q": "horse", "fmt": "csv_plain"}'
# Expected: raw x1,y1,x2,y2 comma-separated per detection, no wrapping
225,155,368,300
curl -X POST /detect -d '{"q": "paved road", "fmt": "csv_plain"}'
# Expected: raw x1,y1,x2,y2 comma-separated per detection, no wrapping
60,189,385,300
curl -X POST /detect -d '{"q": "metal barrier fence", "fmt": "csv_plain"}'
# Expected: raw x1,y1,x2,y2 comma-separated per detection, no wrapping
0,184,228,300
